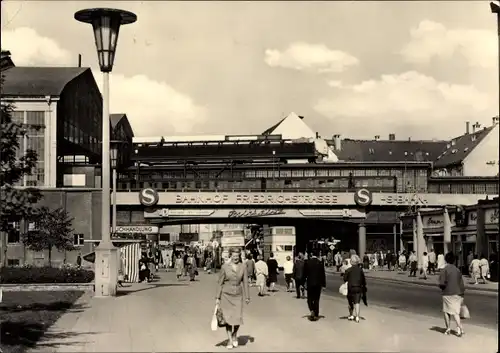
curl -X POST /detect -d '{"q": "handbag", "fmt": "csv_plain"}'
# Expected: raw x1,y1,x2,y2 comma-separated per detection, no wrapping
195,269,199,276
339,282,348,296
216,305,226,327
211,304,218,331
460,303,470,319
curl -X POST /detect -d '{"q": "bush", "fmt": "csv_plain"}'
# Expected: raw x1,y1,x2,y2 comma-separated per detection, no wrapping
0,266,95,284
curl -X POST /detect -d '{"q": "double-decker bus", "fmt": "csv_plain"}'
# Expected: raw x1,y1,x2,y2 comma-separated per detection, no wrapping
263,226,296,268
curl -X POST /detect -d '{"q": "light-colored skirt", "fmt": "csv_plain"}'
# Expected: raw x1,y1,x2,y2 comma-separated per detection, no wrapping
442,295,463,315
256,273,266,287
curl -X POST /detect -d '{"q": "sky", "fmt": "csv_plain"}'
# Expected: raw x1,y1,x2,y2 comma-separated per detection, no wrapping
1,1,498,140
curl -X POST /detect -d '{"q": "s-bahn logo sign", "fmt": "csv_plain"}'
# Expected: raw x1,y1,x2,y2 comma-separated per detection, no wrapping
139,188,159,207
354,188,372,207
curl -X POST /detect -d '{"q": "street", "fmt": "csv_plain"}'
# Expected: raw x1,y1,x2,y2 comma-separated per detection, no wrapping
29,271,498,352
317,272,498,329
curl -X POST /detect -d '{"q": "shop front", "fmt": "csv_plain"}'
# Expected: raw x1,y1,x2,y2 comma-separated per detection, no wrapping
484,206,499,258
421,212,448,255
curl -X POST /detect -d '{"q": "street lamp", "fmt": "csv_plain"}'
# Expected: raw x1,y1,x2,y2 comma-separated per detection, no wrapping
110,140,123,236
75,8,137,297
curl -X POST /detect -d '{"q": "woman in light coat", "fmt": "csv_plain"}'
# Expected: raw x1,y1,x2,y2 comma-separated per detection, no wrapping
215,247,250,349
254,255,269,296
175,253,184,280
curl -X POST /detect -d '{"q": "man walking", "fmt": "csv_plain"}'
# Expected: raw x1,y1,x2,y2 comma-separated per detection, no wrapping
303,249,326,321
334,251,343,272
428,248,436,275
293,253,306,299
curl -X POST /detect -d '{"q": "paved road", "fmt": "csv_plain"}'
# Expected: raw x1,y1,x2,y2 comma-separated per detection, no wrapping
280,272,498,329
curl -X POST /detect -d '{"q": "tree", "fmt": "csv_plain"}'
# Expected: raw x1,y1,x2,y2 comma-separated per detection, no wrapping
23,207,75,267
1,74,42,266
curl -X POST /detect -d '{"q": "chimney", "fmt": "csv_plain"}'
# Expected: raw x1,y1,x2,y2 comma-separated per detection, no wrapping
315,131,319,139
298,115,305,120
465,121,470,134
78,54,82,67
493,116,499,125
374,135,380,141
389,133,395,141
333,134,341,151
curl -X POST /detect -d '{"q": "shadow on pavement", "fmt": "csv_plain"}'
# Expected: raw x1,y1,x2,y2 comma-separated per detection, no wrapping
429,326,448,334
215,335,255,347
117,283,188,296
338,316,366,320
0,301,87,314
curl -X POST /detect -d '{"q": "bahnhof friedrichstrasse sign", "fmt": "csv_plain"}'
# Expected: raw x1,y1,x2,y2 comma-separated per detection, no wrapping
118,187,497,208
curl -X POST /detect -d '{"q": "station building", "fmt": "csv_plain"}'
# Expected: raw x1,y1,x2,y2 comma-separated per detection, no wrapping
0,53,133,266
1,51,498,266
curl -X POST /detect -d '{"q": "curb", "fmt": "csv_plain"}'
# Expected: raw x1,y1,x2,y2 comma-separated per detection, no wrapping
0,283,94,292
325,270,498,294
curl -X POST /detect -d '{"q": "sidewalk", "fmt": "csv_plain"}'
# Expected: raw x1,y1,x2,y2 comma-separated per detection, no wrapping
325,267,499,293
30,271,497,352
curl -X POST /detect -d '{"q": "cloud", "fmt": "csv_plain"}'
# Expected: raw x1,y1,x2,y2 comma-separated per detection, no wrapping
314,71,493,139
326,80,343,88
264,42,359,73
400,20,496,68
1,27,207,136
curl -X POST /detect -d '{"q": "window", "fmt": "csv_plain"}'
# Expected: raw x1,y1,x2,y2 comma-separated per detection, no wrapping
7,259,20,267
25,111,46,186
74,234,85,246
7,222,20,243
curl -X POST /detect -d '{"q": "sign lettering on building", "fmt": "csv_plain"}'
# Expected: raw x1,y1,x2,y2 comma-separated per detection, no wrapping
139,188,159,207
114,225,159,234
228,209,285,218
353,188,372,207
426,216,443,227
175,193,340,205
487,208,499,224
468,211,478,226
377,194,429,206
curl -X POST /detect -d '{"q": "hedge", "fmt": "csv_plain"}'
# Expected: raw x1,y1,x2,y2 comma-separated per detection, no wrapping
0,265,95,284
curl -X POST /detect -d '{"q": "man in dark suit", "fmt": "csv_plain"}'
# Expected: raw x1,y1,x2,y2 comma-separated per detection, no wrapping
293,252,306,299
303,249,326,321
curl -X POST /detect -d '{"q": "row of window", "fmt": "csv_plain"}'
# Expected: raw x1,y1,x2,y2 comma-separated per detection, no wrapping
63,120,100,154
12,111,46,186
427,183,499,194
133,168,429,179
6,222,85,246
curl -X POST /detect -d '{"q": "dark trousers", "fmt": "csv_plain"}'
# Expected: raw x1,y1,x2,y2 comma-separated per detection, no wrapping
295,278,304,298
307,285,322,317
428,262,435,274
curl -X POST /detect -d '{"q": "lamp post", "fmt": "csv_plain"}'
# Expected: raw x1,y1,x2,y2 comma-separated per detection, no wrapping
75,8,136,297
110,140,122,236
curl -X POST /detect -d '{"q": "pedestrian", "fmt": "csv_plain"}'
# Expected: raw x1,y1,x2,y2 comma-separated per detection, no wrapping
334,252,342,272
428,248,436,275
293,252,306,299
479,254,489,284
439,252,465,337
343,255,367,323
437,252,446,271
469,254,481,284
283,255,294,292
254,255,268,297
408,251,418,277
373,253,379,271
183,251,189,277
398,252,406,272
386,250,393,271
303,249,326,321
362,253,370,270
466,251,474,276
187,253,197,281
245,253,256,286
215,247,251,349
76,253,82,268
266,253,279,292
421,252,429,280
138,253,150,283
175,253,184,280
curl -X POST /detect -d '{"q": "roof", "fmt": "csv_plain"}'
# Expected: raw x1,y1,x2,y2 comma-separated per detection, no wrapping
110,113,135,138
327,139,447,162
434,126,496,168
262,117,286,135
1,66,89,97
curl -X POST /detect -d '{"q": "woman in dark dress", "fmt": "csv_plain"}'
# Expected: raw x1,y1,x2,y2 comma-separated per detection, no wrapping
266,253,279,292
343,255,367,323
